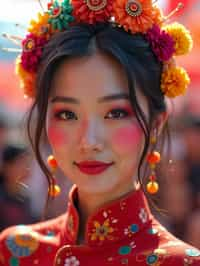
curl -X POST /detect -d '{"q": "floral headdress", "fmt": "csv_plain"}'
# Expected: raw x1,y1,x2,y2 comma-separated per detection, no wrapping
6,0,193,99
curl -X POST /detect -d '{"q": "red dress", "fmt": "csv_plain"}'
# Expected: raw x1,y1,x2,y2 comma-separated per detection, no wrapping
0,185,200,266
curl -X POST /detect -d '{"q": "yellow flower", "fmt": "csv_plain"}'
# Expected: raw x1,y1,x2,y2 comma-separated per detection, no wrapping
16,56,36,98
163,22,193,56
161,65,190,98
90,219,114,241
28,12,51,38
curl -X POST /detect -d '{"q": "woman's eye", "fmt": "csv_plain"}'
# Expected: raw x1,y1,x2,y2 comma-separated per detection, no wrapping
105,108,130,119
55,110,77,120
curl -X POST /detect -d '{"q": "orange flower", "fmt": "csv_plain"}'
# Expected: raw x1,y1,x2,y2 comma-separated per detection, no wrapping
113,0,155,34
16,57,36,98
152,5,163,26
28,12,52,38
90,219,114,241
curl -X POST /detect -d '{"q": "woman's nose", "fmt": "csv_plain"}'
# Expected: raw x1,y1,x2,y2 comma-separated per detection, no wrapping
79,119,104,152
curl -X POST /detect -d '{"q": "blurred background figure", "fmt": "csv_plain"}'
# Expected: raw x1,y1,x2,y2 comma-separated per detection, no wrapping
182,115,200,249
0,113,8,169
157,114,200,249
0,144,35,231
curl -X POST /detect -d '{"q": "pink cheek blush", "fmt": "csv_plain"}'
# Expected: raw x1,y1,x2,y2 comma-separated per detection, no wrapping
112,124,143,152
47,126,68,147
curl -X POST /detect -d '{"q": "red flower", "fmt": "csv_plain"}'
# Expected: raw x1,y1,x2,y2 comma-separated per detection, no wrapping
71,0,113,24
21,33,48,72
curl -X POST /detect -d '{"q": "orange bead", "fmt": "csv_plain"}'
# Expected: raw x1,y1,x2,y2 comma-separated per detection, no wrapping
147,151,161,164
47,155,57,169
149,175,156,181
146,181,159,194
48,184,61,197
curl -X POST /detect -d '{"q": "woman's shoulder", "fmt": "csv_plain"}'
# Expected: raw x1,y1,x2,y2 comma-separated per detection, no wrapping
158,240,200,266
0,213,67,265
153,224,200,266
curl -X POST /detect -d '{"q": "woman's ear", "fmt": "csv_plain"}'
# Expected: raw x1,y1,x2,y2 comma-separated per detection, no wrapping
153,111,169,136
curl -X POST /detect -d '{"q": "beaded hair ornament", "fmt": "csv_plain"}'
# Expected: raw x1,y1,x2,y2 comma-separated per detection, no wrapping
4,0,193,99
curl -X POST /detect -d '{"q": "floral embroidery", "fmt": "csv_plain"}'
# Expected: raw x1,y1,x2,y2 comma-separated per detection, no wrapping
124,224,139,237
118,245,132,255
146,254,158,265
148,228,158,235
67,214,74,232
6,226,39,258
9,257,20,266
184,258,195,266
64,256,80,266
185,248,200,257
90,219,114,241
139,208,148,223
46,230,55,237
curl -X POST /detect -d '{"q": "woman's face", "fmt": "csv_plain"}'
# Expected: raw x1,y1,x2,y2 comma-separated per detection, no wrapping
46,52,148,196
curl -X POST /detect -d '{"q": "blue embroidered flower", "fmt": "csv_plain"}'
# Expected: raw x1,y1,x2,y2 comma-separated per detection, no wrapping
185,248,200,257
118,246,132,255
130,224,139,233
124,224,139,237
6,226,39,258
9,257,19,266
148,228,158,235
146,254,158,264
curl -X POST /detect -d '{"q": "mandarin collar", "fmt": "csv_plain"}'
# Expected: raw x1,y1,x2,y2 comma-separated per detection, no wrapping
64,185,153,247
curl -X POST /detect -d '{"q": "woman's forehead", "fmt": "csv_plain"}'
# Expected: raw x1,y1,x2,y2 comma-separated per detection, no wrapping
50,52,129,97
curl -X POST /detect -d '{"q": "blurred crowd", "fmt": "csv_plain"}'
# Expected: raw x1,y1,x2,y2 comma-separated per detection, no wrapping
0,104,199,249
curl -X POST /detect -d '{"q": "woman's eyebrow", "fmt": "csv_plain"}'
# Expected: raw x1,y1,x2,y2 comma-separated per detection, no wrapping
50,93,129,104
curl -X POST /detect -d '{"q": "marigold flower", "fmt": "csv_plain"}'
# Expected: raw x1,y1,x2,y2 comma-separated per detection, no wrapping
152,5,163,26
113,0,155,34
163,22,193,56
146,24,175,62
16,57,36,98
161,65,190,98
28,12,51,38
71,0,113,24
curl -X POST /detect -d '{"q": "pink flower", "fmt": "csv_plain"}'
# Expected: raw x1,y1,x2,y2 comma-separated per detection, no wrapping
146,24,175,62
21,33,48,72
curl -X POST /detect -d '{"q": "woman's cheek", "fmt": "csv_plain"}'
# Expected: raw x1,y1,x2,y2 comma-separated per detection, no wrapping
111,124,143,153
47,125,68,147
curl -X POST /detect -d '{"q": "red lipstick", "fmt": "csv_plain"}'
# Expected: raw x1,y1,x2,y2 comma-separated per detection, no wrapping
75,161,114,175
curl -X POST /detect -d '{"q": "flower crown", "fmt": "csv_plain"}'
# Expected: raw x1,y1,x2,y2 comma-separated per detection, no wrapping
12,0,193,99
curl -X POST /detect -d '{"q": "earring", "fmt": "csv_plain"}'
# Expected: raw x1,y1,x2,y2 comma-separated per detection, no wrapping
146,132,160,194
47,155,61,197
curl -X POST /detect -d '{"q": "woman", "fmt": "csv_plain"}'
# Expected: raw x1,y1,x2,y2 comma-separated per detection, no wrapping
0,0,199,265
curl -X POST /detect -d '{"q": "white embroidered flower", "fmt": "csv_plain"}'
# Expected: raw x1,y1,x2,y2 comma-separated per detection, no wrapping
130,241,136,248
139,208,148,223
124,228,129,235
64,256,80,266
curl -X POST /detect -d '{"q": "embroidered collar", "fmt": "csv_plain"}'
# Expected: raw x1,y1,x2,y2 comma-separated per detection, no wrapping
64,185,153,247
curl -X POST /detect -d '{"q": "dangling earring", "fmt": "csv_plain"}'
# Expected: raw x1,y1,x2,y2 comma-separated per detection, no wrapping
47,155,61,197
146,131,160,194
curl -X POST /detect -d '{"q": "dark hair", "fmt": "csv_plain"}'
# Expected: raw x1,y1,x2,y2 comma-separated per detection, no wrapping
27,23,169,213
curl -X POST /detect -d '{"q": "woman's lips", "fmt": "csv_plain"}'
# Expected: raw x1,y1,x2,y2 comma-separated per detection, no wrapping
75,161,114,175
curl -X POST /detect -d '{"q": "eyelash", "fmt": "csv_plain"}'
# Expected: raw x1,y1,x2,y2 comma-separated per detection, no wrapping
54,108,132,121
